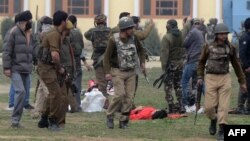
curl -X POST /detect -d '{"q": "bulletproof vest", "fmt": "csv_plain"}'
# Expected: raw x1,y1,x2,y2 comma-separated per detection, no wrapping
165,33,183,64
92,26,111,59
114,33,137,71
206,24,216,43
206,44,232,74
70,29,84,56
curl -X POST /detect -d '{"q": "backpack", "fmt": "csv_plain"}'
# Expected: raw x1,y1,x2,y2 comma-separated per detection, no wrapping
92,27,111,55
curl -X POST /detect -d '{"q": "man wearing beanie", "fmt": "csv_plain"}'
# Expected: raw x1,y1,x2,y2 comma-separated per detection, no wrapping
160,19,185,113
2,10,35,128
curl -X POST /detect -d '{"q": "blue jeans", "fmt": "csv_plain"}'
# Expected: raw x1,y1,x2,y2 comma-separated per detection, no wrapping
181,63,198,106
8,75,31,107
11,73,30,124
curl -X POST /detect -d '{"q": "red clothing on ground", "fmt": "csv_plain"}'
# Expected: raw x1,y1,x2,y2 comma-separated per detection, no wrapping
130,107,156,120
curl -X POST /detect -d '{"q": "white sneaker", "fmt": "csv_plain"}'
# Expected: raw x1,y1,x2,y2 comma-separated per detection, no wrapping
198,107,205,114
5,106,14,111
185,106,192,113
189,105,196,113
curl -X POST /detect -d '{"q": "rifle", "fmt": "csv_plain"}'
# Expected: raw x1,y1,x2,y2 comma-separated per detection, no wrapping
143,46,156,61
194,83,203,125
153,64,174,88
142,71,150,84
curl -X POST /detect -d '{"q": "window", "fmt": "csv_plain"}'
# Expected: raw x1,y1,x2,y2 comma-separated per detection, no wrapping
52,0,104,17
0,0,23,15
141,0,192,18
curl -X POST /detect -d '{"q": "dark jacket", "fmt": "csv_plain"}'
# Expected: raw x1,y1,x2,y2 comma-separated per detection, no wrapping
239,31,250,69
183,27,204,64
2,25,36,73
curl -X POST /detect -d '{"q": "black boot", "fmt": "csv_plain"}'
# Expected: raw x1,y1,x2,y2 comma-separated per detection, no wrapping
168,104,175,113
209,118,217,135
38,115,49,128
119,120,128,129
106,116,114,129
178,100,186,114
48,118,61,131
217,124,225,141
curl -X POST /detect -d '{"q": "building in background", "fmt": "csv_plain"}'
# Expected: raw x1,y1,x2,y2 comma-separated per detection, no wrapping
0,0,226,38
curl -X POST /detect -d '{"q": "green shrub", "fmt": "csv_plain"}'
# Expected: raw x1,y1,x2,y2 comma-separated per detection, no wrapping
143,22,161,56
1,17,15,39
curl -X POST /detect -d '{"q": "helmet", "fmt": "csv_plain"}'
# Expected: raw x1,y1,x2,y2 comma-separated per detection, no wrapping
214,23,230,34
209,18,218,25
94,14,107,24
118,17,135,30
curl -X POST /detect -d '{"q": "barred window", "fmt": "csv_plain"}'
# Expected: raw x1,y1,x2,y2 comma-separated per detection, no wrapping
0,0,23,15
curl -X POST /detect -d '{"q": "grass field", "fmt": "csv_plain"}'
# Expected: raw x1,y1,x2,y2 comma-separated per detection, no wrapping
0,66,249,141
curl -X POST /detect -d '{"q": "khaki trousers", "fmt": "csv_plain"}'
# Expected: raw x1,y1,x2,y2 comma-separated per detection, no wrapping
32,77,49,117
95,66,108,97
204,73,231,124
106,68,136,121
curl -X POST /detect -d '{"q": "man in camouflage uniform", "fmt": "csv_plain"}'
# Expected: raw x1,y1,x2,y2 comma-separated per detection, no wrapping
84,14,111,109
37,11,69,131
104,17,145,129
68,15,91,111
160,19,185,113
206,18,218,44
197,23,247,141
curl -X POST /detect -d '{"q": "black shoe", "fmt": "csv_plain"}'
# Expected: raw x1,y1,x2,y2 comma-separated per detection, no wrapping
106,117,114,129
119,121,128,129
10,123,24,128
217,124,224,141
179,106,186,114
48,118,61,131
209,118,217,135
38,115,49,128
24,104,34,110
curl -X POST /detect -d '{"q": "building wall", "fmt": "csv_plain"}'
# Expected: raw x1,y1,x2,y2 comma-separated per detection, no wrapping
0,0,221,39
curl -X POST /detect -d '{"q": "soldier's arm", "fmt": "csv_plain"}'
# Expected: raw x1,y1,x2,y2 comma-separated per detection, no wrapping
84,28,93,41
79,31,85,49
48,32,61,71
183,30,194,49
239,37,250,69
103,37,116,74
134,23,154,40
2,30,15,70
231,45,246,84
197,44,209,79
160,35,169,71
135,37,146,65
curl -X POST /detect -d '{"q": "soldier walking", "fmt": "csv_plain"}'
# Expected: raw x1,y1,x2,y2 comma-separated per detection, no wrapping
197,23,247,141
103,17,145,129
160,19,185,113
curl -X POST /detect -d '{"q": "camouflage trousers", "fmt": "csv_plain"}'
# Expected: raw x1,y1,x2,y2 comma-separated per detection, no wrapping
238,73,250,112
163,63,183,110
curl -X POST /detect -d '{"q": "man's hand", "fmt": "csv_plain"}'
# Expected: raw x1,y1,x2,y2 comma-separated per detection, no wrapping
141,63,146,74
245,67,250,73
197,79,203,86
4,69,11,77
240,84,248,94
59,67,65,74
105,74,112,81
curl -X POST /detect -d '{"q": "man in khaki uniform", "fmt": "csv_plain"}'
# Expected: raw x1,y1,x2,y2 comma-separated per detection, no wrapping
197,23,247,141
84,14,111,109
104,17,145,129
37,11,69,131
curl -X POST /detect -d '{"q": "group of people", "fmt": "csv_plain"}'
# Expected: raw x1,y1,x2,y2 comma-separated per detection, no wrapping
1,9,250,141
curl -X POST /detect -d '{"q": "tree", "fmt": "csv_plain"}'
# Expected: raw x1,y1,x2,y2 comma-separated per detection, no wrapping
1,17,15,39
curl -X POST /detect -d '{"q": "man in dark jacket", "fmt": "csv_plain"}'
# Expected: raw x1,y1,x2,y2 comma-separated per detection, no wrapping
160,19,185,113
239,17,250,115
181,18,204,111
2,10,35,128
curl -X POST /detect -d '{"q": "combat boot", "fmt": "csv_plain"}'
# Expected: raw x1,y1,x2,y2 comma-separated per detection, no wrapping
217,124,225,141
119,120,128,129
48,118,61,131
178,100,186,113
38,115,49,128
168,104,175,113
209,118,217,135
106,116,114,129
